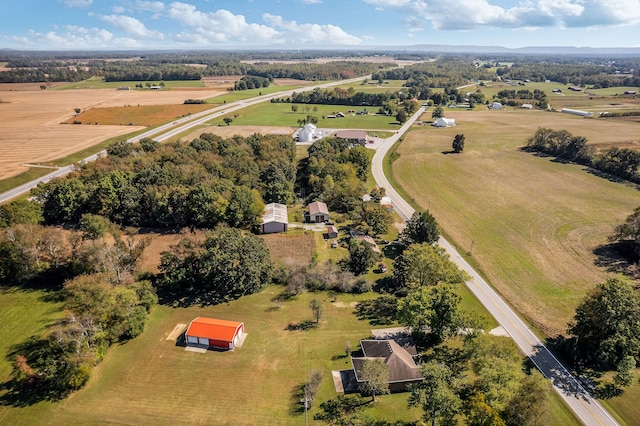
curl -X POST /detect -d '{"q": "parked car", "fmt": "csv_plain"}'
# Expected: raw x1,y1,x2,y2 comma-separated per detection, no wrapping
379,239,389,245
324,220,334,225
331,241,339,248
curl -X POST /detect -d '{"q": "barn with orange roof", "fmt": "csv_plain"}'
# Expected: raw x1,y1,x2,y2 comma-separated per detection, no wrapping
185,317,245,350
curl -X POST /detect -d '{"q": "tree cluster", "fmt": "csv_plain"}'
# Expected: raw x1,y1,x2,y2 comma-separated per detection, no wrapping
33,133,296,229
103,64,202,82
282,86,391,107
299,137,369,213
158,226,273,305
526,127,640,182
233,75,271,90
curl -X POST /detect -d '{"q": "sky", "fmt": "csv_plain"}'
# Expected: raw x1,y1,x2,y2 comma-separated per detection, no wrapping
1,0,640,50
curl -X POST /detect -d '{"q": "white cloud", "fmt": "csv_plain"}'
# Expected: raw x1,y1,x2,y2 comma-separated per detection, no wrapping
301,0,323,4
61,0,93,8
99,14,164,39
112,6,126,14
263,13,361,44
13,26,140,49
168,2,281,44
361,0,640,31
130,1,166,13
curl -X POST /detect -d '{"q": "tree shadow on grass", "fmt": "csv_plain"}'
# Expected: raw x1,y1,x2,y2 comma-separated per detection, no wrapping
354,296,397,326
285,320,317,331
288,382,306,416
593,241,639,278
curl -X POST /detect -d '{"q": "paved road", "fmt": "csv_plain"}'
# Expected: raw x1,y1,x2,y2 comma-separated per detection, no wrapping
370,107,619,426
0,75,370,204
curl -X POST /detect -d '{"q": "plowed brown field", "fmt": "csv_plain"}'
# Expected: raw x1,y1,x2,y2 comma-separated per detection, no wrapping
0,85,228,180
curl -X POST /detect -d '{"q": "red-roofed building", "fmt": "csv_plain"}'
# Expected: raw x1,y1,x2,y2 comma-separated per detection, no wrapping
185,317,245,350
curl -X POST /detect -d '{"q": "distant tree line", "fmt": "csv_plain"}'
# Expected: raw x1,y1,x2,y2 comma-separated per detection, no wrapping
526,127,640,182
494,88,548,108
32,133,296,230
276,86,391,106
103,65,202,82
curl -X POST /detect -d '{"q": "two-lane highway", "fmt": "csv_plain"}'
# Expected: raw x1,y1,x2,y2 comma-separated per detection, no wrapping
370,107,619,426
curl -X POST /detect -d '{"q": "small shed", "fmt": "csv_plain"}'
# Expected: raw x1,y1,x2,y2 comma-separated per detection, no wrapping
308,201,330,223
433,117,456,127
489,102,503,110
327,225,338,239
185,317,245,351
521,103,533,109
261,203,288,234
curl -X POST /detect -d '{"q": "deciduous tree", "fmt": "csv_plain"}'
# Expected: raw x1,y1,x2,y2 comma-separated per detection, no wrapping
358,358,389,402
568,277,640,368
401,210,440,245
408,361,461,426
452,133,465,153
393,243,466,291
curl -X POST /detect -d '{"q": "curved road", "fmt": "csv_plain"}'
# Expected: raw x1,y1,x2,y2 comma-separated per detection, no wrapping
371,107,619,426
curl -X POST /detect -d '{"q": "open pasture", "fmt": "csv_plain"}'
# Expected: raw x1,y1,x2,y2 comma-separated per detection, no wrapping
180,125,295,142
55,77,206,90
212,101,401,130
0,85,227,180
395,109,640,336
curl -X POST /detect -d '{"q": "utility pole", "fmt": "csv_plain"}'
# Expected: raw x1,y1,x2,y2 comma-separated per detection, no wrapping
300,397,309,426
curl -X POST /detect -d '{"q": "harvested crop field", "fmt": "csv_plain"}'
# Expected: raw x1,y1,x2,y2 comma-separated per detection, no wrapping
396,108,640,336
0,86,228,180
64,104,213,126
181,125,295,141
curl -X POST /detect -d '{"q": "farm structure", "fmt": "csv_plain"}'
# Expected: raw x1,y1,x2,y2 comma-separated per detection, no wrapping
185,317,245,351
351,340,424,392
308,201,330,223
297,123,318,142
261,203,289,234
561,108,593,117
334,130,367,146
327,225,338,239
433,117,456,127
489,102,503,110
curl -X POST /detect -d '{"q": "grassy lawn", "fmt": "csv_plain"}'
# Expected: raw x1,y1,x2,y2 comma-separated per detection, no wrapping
210,102,402,130
65,104,212,126
55,77,205,90
0,168,52,194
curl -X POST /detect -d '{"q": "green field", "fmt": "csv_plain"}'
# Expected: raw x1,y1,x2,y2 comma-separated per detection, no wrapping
586,86,640,96
205,84,304,104
211,102,402,130
392,109,640,336
55,77,205,90
390,109,640,424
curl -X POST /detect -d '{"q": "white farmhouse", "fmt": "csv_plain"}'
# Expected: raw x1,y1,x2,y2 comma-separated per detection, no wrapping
433,117,456,127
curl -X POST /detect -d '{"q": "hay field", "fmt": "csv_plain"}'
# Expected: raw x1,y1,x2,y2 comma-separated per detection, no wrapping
395,109,640,336
0,86,228,180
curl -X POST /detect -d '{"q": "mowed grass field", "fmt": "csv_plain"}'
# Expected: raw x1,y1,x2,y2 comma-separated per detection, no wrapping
55,77,206,90
212,102,401,130
393,108,640,337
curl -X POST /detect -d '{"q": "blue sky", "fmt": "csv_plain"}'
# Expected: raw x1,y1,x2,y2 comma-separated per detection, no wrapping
1,0,639,50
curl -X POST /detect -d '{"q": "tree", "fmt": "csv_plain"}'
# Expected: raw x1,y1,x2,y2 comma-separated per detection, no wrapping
0,199,43,227
159,226,273,303
398,284,465,342
310,299,323,323
609,206,640,260
465,393,505,426
568,277,640,368
347,237,378,275
393,243,467,291
291,104,299,112
358,358,389,401
614,355,636,387
452,133,465,153
79,213,111,240
350,202,392,236
401,210,440,245
501,371,551,426
396,109,407,124
223,117,233,126
431,105,444,119
408,361,461,426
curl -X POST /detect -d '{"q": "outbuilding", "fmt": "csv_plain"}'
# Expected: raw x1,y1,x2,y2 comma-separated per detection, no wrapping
185,317,245,351
433,117,456,127
297,123,317,142
327,225,338,239
334,130,367,146
308,201,330,223
261,203,288,234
